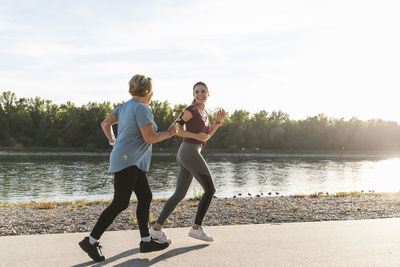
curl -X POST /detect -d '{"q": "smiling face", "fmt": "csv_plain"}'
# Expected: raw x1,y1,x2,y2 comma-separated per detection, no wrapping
193,84,209,105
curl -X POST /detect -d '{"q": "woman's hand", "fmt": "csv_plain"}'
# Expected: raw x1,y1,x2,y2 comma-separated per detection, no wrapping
101,113,118,145
216,108,226,123
196,132,210,142
168,123,179,136
206,108,226,138
141,122,178,144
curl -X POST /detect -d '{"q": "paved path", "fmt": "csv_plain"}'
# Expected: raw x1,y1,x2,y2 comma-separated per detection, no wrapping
1,218,400,266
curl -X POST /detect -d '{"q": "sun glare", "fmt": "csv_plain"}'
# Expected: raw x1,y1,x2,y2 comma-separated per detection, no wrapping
372,158,400,192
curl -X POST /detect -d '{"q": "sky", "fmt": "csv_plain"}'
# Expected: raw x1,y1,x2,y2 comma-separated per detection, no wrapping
1,0,400,122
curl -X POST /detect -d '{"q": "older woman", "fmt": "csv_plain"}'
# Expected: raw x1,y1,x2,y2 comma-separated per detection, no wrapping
79,74,178,262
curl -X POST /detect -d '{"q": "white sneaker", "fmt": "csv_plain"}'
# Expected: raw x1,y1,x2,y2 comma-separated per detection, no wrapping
188,226,214,242
149,227,171,244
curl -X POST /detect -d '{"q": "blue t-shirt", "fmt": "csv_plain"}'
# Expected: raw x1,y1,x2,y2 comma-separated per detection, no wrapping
109,99,157,173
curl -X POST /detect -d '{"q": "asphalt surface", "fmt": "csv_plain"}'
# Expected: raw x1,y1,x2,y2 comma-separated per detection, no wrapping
1,218,399,266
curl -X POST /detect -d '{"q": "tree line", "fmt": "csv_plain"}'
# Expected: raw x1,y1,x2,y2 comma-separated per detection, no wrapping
1,91,400,152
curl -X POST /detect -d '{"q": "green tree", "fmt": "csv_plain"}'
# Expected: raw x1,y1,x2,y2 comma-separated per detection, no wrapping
2,91,400,152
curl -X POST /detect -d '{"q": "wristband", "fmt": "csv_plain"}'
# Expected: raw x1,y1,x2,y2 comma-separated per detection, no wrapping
109,140,115,146
216,121,222,125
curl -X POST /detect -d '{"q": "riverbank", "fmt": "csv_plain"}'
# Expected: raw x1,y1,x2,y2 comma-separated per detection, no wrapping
2,149,400,159
2,193,400,236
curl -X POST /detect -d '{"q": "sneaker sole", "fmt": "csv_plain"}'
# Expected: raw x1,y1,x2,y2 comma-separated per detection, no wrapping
140,243,169,253
188,232,214,242
151,237,172,244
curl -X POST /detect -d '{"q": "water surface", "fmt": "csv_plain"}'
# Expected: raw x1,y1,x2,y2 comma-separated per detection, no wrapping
1,152,400,202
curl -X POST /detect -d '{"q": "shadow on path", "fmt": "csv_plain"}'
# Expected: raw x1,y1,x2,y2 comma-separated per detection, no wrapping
71,248,140,267
114,244,209,266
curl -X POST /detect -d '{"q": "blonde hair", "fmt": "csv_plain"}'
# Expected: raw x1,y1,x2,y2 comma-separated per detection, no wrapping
128,74,153,97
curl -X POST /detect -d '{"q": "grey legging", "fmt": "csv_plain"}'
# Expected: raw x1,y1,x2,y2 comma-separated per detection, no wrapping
157,142,216,225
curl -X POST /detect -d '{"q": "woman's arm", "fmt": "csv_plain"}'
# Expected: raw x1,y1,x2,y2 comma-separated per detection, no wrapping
175,110,210,142
101,113,118,145
177,128,210,142
141,123,178,144
207,109,226,138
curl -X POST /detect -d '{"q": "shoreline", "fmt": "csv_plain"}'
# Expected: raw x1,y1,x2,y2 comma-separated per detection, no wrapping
2,150,400,159
2,146,400,156
2,193,400,237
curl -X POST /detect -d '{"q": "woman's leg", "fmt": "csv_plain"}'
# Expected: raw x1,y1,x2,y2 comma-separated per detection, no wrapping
132,169,153,238
192,172,216,226
156,163,193,225
177,144,215,226
127,168,169,252
90,165,137,239
175,144,215,241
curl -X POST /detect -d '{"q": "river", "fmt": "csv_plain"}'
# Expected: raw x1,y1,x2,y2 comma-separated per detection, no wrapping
1,151,399,202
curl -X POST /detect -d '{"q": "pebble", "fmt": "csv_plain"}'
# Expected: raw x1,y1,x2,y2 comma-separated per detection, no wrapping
1,195,400,236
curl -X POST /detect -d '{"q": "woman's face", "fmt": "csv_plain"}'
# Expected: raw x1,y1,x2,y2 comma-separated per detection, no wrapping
193,85,209,105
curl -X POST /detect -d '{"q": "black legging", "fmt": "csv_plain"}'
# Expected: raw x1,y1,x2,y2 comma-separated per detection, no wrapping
90,165,152,239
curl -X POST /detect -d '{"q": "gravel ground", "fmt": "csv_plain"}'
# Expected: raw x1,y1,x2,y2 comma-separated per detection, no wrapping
2,195,400,236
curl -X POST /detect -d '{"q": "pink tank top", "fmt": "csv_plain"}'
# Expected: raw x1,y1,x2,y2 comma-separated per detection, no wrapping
182,105,210,145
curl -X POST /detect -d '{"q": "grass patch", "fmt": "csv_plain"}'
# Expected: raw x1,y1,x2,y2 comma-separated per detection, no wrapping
232,206,241,212
0,202,12,207
130,212,157,225
73,200,89,207
225,201,236,206
335,192,364,197
91,199,110,205
3,191,398,209
292,194,306,198
188,188,202,201
129,212,135,224
57,201,73,205
31,199,57,210
310,192,330,198
152,198,169,202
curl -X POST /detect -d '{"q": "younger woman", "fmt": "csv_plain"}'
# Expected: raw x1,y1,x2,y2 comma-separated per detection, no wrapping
150,81,226,243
